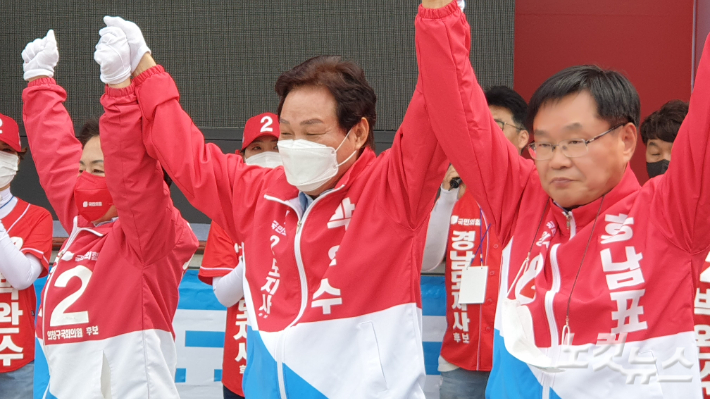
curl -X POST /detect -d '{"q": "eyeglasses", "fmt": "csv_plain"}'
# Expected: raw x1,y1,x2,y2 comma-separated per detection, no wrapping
527,124,625,161
494,119,524,131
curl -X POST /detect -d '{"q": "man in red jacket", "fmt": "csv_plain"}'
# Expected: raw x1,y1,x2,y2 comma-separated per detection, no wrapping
22,28,198,398
426,29,710,398
199,112,281,399
99,1,468,397
422,86,529,399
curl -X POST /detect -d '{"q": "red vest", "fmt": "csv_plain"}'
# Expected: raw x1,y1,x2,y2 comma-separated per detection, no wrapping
0,199,52,372
440,192,501,371
199,223,247,396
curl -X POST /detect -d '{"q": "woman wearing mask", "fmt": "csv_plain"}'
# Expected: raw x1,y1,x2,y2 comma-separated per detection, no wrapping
199,112,280,399
0,113,53,399
21,28,198,398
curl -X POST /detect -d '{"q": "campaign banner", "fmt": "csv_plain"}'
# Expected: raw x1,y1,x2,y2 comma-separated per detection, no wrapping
33,271,447,398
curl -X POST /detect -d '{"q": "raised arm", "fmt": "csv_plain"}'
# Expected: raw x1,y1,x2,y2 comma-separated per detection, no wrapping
657,34,710,258
21,30,81,231
415,1,536,241
94,27,183,264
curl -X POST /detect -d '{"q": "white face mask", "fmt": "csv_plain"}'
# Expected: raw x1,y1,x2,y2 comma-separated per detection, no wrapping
245,151,283,169
278,130,357,193
0,152,18,188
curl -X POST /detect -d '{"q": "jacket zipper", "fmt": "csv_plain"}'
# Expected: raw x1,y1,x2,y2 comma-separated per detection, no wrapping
564,211,576,238
542,244,563,399
264,187,344,399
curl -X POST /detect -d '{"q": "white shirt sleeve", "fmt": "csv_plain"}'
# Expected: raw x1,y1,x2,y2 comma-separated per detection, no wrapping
0,220,42,290
421,187,459,272
212,261,245,308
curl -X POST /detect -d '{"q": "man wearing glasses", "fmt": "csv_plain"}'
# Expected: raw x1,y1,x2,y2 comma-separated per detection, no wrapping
421,85,528,399
428,53,710,396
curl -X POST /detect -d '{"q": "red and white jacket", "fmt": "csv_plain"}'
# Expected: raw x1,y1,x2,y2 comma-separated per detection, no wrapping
23,80,198,399
0,198,52,372
131,4,469,397
429,25,710,399
199,223,247,397
695,256,710,397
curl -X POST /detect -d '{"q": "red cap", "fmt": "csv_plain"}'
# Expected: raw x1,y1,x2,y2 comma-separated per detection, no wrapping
242,112,280,150
0,114,22,153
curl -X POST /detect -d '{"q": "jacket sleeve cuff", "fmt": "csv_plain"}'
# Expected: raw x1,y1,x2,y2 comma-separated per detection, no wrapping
132,65,166,87
104,83,135,98
28,77,57,87
418,1,460,19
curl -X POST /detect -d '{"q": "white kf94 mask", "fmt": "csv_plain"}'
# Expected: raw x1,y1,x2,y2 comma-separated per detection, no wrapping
278,130,356,193
245,151,283,169
0,152,19,188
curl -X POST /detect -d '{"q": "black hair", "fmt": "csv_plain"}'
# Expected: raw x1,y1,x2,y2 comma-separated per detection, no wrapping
485,86,528,127
526,65,640,132
77,119,100,147
275,55,377,151
639,100,688,145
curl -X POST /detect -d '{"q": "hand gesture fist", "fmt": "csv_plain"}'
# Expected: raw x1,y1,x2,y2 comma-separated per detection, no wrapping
94,27,132,85
22,29,59,81
103,16,151,72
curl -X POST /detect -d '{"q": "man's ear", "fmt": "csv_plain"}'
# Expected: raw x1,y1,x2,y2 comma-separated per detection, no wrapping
620,123,637,164
352,117,370,150
517,129,530,152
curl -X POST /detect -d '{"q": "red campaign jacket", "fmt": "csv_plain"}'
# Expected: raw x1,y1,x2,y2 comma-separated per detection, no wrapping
131,4,468,397
0,198,52,372
199,223,246,396
440,192,501,371
695,256,710,397
23,80,198,399
430,28,710,399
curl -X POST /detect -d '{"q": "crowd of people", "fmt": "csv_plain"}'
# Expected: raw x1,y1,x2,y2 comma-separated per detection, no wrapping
0,0,706,398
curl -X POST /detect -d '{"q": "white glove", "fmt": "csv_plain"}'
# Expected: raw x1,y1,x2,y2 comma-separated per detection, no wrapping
94,26,132,85
458,0,465,12
103,16,151,72
22,29,59,81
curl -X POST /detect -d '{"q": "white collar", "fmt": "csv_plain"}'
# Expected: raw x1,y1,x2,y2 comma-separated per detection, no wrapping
0,188,17,219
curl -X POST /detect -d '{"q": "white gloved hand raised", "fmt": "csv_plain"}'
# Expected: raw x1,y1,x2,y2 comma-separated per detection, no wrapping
22,29,59,81
103,16,151,72
94,26,132,85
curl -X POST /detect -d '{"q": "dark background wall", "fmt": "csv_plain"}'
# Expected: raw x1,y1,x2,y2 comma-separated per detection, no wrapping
0,0,515,224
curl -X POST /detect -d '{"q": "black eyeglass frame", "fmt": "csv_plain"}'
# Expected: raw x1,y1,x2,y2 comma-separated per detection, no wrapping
527,123,626,160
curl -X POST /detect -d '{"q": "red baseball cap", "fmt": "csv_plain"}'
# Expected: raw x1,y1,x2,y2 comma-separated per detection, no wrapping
0,113,22,153
241,112,280,151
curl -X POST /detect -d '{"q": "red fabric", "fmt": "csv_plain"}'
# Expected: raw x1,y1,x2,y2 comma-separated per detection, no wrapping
0,199,52,372
199,223,239,284
695,255,710,398
241,112,280,150
134,56,449,332
22,80,198,380
0,113,22,152
440,192,501,371
198,223,246,396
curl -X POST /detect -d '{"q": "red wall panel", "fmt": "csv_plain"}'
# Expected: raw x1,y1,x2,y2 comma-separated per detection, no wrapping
514,0,694,184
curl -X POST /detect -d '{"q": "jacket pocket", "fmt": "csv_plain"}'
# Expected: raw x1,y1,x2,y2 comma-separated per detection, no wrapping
357,321,388,396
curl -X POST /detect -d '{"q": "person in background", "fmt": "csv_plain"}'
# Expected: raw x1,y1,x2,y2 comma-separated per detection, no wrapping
639,99,689,178
422,86,528,399
199,112,281,399
0,113,53,399
22,28,198,398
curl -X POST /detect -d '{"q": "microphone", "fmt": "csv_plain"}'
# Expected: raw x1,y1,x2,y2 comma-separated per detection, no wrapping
449,177,462,189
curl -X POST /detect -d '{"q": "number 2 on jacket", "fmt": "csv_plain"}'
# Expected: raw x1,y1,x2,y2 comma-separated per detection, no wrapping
50,265,93,327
